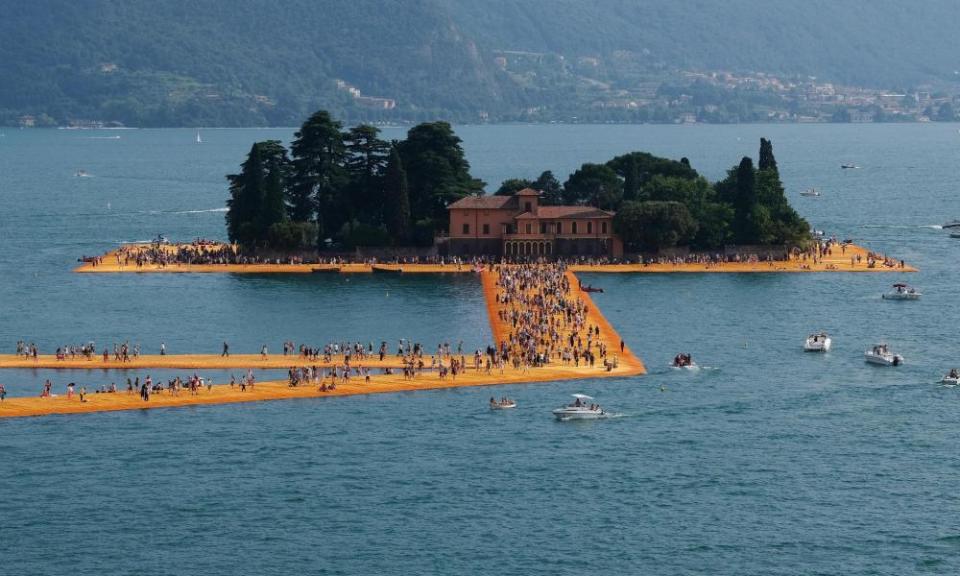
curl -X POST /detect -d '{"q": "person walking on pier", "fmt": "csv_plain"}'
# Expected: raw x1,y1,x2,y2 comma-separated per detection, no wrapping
160,342,166,356
222,341,230,357
0,383,5,402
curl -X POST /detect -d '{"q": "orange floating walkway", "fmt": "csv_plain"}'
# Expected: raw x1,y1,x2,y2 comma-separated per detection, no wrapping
0,353,410,371
76,242,914,274
0,359,639,419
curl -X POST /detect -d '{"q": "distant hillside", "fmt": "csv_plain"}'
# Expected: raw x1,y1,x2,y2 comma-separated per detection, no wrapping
2,0,959,126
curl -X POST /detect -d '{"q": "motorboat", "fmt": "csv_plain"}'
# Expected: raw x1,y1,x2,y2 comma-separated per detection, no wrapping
552,394,606,420
940,369,960,385
942,220,960,229
804,332,832,352
489,397,516,410
581,285,604,293
800,188,821,197
841,163,859,169
864,343,903,366
671,353,697,369
881,283,921,300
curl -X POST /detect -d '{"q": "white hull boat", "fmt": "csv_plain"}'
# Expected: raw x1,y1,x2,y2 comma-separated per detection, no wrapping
804,333,832,352
490,401,516,410
553,394,606,421
865,345,903,366
882,284,921,300
800,189,820,197
941,376,960,386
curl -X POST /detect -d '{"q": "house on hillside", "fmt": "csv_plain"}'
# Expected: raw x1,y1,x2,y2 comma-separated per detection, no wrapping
446,188,622,258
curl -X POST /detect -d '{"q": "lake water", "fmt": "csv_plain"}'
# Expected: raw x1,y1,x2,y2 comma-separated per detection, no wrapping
1,124,959,575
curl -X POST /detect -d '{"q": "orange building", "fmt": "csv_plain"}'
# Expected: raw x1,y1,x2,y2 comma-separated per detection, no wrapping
446,188,622,258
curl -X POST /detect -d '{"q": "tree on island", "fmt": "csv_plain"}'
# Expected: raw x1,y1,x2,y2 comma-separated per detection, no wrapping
383,145,412,244
290,110,349,244
226,140,293,248
563,163,623,209
614,201,698,251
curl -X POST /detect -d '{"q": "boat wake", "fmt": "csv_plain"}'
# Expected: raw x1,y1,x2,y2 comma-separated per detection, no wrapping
170,207,229,215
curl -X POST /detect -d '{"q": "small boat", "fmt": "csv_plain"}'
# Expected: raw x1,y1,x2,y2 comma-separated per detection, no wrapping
489,397,516,410
800,188,821,197
942,220,960,229
671,353,697,369
552,394,606,421
940,369,960,385
864,343,903,366
311,266,341,273
881,283,921,300
196,130,202,144
804,332,832,352
371,265,403,274
581,285,604,293
841,164,859,169
75,169,91,178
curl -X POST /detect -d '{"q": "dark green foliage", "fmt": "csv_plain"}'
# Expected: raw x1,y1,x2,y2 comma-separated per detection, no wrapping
398,122,484,229
383,146,412,244
758,138,778,172
563,164,623,210
614,201,698,251
290,111,349,242
227,110,481,249
495,178,534,196
534,171,564,206
226,139,293,249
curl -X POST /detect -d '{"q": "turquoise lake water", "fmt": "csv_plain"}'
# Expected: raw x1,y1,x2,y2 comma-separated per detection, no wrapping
1,124,959,574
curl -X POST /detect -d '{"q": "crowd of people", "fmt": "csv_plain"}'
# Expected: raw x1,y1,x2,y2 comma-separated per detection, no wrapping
493,263,620,372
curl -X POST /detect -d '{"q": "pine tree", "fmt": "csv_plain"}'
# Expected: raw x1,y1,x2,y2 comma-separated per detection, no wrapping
289,110,348,242
383,146,411,244
226,143,265,246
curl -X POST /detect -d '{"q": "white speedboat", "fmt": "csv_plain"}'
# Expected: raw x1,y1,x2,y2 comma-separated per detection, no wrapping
881,283,921,300
940,370,960,385
804,332,832,352
552,394,606,421
800,188,821,197
489,397,516,410
865,344,904,366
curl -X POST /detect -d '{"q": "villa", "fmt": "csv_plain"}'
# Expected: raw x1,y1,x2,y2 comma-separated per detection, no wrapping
446,188,622,258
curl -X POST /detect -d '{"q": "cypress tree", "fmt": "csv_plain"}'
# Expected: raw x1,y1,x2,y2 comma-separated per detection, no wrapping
758,138,778,173
733,156,757,244
384,146,411,244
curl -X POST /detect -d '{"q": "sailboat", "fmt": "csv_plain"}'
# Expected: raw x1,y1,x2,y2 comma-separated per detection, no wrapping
196,130,202,144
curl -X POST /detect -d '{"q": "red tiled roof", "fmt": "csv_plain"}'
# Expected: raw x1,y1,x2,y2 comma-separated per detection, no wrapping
515,187,541,196
447,195,514,210
514,206,615,219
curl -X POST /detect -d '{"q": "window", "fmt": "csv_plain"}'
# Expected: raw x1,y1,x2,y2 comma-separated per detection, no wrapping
525,223,532,234
572,222,578,234
556,222,562,234
501,223,510,235
482,223,490,235
524,201,532,212
540,222,547,234
462,223,470,235
587,222,593,234
602,221,608,234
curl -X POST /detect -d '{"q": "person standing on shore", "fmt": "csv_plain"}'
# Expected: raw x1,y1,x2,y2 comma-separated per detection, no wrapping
160,342,166,356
